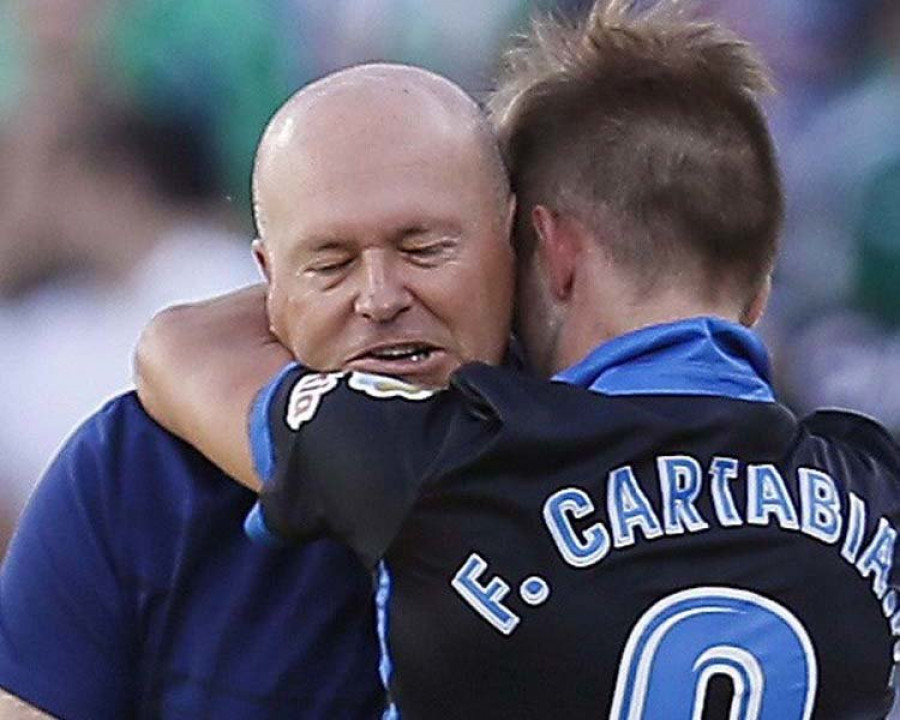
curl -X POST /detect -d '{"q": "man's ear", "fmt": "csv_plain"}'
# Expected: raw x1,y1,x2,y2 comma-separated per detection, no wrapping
531,204,579,302
252,238,272,284
742,273,772,328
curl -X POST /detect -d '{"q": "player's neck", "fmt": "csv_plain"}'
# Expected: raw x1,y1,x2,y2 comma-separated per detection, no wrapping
552,283,746,375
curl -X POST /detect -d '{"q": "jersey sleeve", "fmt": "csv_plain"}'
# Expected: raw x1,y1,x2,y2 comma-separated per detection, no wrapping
249,365,496,568
0,421,136,719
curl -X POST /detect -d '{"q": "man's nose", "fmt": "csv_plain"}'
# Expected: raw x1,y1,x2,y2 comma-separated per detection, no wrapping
353,251,412,323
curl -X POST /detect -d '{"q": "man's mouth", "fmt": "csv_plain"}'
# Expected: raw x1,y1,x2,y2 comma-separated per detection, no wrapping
363,343,436,363
346,342,449,384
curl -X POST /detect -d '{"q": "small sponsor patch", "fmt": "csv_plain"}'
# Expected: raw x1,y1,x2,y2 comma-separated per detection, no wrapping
348,372,437,401
285,372,345,430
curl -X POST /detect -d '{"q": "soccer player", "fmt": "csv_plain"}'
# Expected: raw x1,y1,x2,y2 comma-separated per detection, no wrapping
0,67,514,718
137,1,900,718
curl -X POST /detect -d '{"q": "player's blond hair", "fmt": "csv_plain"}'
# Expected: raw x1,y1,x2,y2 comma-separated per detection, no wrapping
489,0,782,303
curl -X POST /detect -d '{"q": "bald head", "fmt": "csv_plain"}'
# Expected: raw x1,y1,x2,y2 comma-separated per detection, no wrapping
253,63,508,239
249,62,516,389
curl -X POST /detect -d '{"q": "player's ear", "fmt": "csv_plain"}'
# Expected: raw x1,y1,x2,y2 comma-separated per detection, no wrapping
531,204,578,302
252,238,272,284
742,273,771,328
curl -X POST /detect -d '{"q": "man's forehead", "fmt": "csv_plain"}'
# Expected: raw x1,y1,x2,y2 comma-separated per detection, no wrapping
261,88,475,169
262,162,471,249
266,126,467,185
253,65,504,239
258,121,484,231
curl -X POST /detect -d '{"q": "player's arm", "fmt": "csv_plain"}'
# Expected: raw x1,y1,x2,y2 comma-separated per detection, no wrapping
0,689,56,719
252,366,494,567
135,285,499,564
134,284,290,492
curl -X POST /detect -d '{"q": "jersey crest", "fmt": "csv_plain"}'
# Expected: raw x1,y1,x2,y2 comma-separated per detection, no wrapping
286,372,345,430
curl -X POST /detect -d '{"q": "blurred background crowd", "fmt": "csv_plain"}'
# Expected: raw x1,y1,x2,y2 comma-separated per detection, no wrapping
1,0,898,554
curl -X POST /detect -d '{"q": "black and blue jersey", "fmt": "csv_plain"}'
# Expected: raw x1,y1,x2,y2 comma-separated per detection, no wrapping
251,317,900,719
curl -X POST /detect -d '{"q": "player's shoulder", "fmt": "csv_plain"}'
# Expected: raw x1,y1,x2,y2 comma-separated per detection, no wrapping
450,362,609,419
799,408,900,468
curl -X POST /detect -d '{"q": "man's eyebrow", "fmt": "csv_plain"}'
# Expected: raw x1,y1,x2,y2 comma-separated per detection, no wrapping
304,237,354,253
393,221,462,241
285,237,352,266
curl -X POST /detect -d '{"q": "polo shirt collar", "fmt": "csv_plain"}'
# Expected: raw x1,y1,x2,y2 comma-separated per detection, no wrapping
552,316,774,402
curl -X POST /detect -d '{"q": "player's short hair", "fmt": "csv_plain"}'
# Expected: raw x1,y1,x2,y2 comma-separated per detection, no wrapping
489,0,782,305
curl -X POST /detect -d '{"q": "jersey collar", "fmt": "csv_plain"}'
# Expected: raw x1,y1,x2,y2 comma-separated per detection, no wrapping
553,316,775,402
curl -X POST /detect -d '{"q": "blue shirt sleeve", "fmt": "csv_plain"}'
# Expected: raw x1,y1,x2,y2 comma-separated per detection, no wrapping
0,415,136,719
248,361,301,486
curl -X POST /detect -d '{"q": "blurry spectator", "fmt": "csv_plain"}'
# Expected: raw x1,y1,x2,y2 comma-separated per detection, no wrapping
711,0,883,147
0,484,14,559
0,103,258,527
773,0,900,432
0,4,25,122
0,0,282,549
277,0,531,92
107,0,294,218
0,0,112,295
855,160,900,327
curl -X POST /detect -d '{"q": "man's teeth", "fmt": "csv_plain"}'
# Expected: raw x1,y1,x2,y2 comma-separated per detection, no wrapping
369,346,433,362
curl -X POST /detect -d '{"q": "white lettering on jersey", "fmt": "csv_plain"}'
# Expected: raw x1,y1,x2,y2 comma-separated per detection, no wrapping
608,466,664,548
798,469,842,544
536,456,898,648
657,455,710,536
841,493,867,564
709,457,743,527
348,372,436,401
450,553,520,635
543,487,611,568
856,517,897,599
746,464,799,531
285,372,345,430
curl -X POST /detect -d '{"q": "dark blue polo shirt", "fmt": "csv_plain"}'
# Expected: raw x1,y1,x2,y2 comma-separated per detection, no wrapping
0,392,382,719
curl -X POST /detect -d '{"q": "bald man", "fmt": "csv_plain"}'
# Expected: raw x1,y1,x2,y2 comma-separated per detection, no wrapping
0,64,514,719
252,64,512,386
